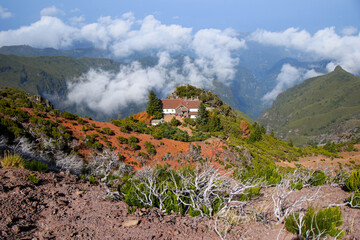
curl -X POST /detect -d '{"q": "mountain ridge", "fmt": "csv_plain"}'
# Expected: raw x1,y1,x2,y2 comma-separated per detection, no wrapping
258,66,360,146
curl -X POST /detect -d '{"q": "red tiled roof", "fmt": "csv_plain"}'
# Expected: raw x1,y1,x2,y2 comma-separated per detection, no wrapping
161,99,201,109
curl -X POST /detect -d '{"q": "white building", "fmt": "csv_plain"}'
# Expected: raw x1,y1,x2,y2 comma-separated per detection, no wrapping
161,99,201,119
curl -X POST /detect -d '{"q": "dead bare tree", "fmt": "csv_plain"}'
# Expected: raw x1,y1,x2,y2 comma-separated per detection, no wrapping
55,151,83,175
87,149,122,200
272,175,321,223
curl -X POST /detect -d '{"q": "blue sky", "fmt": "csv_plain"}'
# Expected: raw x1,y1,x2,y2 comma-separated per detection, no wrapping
1,0,359,33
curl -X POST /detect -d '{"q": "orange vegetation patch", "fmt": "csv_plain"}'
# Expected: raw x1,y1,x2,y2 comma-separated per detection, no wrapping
132,111,153,125
277,144,360,171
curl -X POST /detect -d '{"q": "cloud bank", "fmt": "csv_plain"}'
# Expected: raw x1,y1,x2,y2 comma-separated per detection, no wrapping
67,52,226,114
0,12,245,115
262,64,322,103
250,27,360,75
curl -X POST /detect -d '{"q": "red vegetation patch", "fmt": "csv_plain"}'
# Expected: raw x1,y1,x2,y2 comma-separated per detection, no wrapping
22,108,231,172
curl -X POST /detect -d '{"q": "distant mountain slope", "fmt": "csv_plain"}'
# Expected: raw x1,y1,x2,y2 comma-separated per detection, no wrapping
0,45,111,58
258,66,360,146
0,54,120,95
0,54,123,120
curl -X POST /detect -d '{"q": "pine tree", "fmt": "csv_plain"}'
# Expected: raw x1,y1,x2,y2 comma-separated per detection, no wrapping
146,90,162,119
196,103,209,126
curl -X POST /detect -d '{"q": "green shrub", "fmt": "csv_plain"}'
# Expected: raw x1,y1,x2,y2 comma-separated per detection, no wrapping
128,135,139,143
323,141,338,153
309,170,327,186
183,117,196,126
89,176,96,184
290,181,303,190
345,170,360,192
102,127,114,135
118,154,125,161
348,192,360,208
28,174,39,185
285,206,344,239
1,154,25,169
24,160,48,173
170,117,181,127
238,186,261,201
144,141,156,155
117,136,128,144
130,142,140,150
225,164,232,169
61,111,78,120
137,152,148,158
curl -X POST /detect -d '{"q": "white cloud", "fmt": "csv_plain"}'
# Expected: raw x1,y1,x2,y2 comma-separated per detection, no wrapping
0,16,77,48
111,15,192,57
342,26,358,36
192,28,245,83
250,27,360,75
40,6,65,17
69,16,85,26
79,15,134,49
262,64,322,103
67,52,218,114
0,5,12,19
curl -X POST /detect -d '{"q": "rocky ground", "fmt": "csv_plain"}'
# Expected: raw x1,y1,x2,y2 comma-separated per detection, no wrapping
1,168,360,240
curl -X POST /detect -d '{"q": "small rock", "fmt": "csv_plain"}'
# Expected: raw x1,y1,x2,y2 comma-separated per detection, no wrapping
11,225,19,233
75,190,84,195
122,219,139,227
57,199,68,206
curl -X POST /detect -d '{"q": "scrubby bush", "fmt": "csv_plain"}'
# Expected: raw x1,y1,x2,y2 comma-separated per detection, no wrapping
285,206,344,239
144,141,156,155
24,160,49,173
238,186,261,201
28,174,39,185
84,134,103,150
323,141,338,153
170,117,181,127
348,192,360,208
89,176,96,184
61,111,78,120
128,135,139,144
102,127,114,135
117,136,128,144
129,142,140,150
183,117,196,126
345,170,360,192
137,152,148,158
1,154,25,169
118,154,125,161
290,181,303,190
120,165,229,217
309,170,327,186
